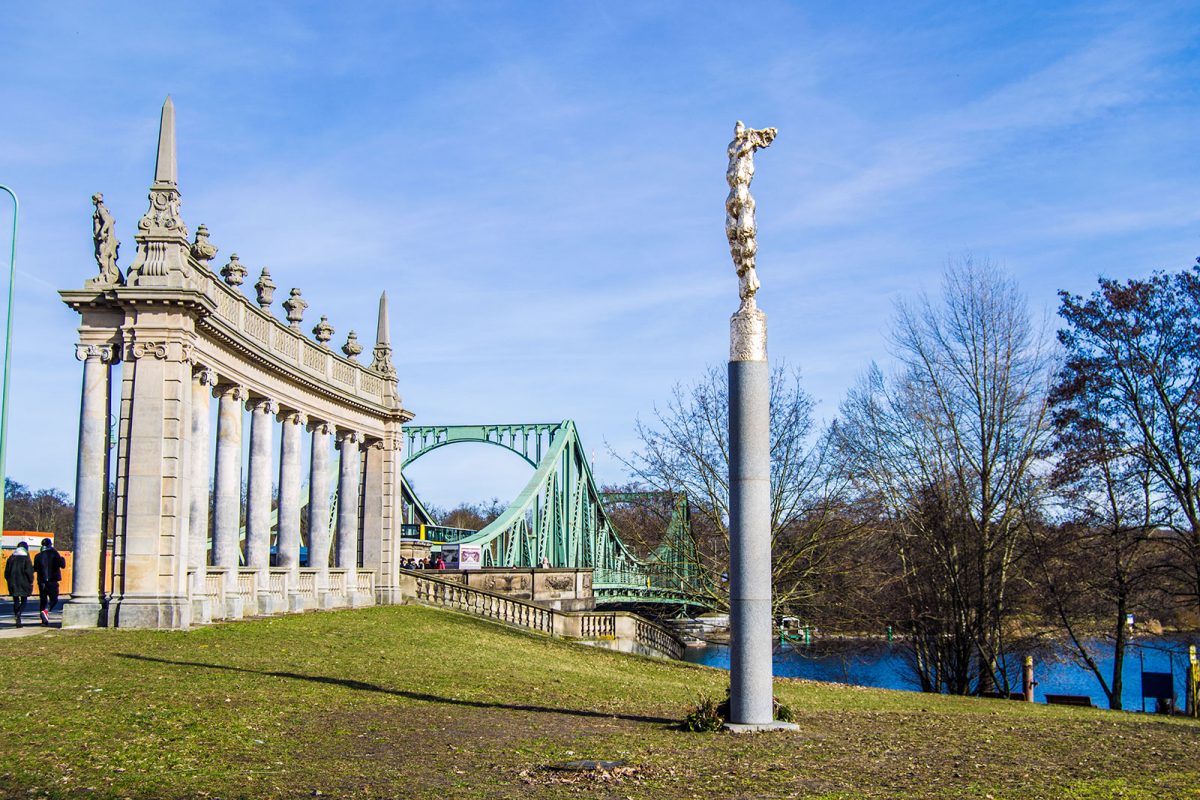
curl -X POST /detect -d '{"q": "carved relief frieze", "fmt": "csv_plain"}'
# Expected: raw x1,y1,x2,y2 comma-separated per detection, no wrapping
545,575,573,591
302,343,326,372
332,360,354,386
274,331,299,359
244,313,269,345
482,575,529,592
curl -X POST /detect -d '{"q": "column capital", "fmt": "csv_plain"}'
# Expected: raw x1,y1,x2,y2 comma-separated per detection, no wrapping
307,419,334,436
247,396,280,415
213,383,249,402
336,429,362,447
193,366,218,387
278,409,309,426
75,343,115,363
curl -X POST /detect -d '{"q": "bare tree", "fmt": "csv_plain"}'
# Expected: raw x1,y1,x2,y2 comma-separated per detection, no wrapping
5,479,75,549
837,258,1052,693
1055,263,1200,614
615,363,854,614
1036,358,1164,709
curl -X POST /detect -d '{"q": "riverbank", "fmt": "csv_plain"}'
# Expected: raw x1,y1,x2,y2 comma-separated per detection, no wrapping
0,604,1197,798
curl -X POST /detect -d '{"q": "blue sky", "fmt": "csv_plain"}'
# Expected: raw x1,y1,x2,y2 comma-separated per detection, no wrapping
1,2,1198,510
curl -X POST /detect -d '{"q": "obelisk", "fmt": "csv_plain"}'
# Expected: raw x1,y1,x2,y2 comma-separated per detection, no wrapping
723,121,796,732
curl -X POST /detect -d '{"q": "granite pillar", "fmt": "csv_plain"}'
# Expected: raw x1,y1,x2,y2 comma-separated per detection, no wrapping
62,344,113,628
277,410,306,610
211,383,246,618
726,311,795,732
307,421,333,602
335,430,362,571
244,397,277,568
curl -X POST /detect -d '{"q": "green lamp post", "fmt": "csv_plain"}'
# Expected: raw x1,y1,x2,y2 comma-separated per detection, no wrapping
0,185,19,538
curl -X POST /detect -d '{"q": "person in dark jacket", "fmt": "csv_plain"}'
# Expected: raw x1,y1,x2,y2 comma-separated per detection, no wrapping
34,538,66,626
4,542,34,627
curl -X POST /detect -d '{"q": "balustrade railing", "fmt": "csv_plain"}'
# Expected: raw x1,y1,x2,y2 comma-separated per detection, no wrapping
268,569,289,597
579,613,616,639
297,570,318,599
237,570,258,604
327,569,347,595
356,570,375,594
407,571,683,659
413,573,555,635
203,570,226,600
635,616,684,660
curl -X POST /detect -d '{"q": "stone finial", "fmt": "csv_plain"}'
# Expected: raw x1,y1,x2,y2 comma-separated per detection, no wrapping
87,193,122,288
191,224,218,267
370,291,396,378
283,288,307,329
155,95,178,185
220,253,247,286
342,330,363,359
126,96,190,286
254,267,277,308
312,315,334,347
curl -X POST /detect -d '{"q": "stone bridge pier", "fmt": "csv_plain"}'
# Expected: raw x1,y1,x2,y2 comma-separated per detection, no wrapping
59,97,415,629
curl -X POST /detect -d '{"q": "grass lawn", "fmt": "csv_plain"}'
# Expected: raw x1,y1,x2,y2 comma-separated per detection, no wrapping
0,604,1196,799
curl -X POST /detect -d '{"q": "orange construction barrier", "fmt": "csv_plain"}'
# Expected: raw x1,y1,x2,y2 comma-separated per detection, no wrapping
1,549,73,595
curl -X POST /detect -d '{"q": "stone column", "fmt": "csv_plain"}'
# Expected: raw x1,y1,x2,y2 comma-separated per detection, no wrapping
726,311,795,732
211,383,247,618
245,397,278,613
244,397,277,568
188,368,216,569
277,409,306,610
63,344,113,628
335,430,362,571
307,420,333,602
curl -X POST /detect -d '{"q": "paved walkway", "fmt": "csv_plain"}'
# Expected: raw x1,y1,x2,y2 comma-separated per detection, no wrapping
0,598,62,639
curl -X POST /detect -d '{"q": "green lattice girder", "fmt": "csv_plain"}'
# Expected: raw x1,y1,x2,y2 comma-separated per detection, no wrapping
402,420,703,605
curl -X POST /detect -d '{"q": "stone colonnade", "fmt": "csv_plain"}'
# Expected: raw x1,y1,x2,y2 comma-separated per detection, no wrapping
60,97,414,629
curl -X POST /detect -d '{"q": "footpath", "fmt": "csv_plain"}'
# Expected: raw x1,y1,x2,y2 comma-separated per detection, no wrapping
0,598,62,639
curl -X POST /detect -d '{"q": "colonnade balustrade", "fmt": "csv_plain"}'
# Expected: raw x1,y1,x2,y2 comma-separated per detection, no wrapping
59,97,414,629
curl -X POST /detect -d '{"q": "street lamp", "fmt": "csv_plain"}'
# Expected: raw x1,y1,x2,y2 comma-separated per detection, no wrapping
0,185,19,537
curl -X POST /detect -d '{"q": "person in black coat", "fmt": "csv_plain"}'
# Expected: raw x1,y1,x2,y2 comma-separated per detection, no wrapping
34,538,66,626
4,542,34,627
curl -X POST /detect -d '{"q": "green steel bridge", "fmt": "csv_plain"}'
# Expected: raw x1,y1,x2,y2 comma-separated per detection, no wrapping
399,421,706,607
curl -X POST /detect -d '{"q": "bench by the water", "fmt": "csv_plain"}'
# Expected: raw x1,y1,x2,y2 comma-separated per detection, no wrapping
1045,694,1094,707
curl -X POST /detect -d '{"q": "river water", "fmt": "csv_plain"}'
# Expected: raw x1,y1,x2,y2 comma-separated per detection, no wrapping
682,636,1196,711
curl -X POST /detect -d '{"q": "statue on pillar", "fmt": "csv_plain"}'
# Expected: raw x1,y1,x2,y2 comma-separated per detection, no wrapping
725,121,777,313
89,193,122,288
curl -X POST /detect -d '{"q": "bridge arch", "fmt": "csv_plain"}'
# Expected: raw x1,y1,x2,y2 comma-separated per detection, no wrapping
403,423,560,469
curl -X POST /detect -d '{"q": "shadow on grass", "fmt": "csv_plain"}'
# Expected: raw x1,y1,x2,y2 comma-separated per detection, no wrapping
116,653,676,726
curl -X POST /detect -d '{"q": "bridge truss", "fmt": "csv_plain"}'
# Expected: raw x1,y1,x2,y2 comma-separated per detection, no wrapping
402,421,705,606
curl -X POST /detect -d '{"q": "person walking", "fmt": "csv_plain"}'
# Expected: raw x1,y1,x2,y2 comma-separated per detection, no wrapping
34,538,66,626
4,542,34,627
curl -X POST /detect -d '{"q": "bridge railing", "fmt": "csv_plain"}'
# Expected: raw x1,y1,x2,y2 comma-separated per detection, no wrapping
593,565,693,591
403,570,683,660
400,523,481,543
